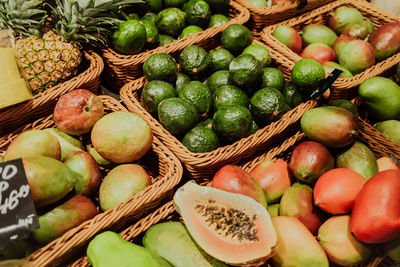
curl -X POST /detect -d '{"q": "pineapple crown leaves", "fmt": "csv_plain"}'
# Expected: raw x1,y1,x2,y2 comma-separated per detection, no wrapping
0,0,47,36
49,0,144,48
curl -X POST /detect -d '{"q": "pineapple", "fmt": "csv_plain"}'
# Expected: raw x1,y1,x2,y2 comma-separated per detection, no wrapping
10,0,140,94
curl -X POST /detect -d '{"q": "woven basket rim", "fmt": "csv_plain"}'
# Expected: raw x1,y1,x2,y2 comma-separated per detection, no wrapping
101,1,250,67
0,50,104,133
260,0,400,93
236,0,323,15
0,95,183,267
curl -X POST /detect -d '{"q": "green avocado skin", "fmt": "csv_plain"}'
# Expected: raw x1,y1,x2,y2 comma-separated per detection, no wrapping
112,20,146,54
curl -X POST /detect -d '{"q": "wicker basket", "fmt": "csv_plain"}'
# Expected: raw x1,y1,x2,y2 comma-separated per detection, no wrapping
235,0,335,33
71,128,392,267
120,38,317,180
101,1,250,91
0,95,183,267
260,0,400,100
0,51,103,134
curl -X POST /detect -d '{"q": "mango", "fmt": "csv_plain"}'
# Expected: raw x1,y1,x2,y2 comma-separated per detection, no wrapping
33,195,98,244
0,155,3,162
23,156,76,207
86,144,111,166
99,164,151,211
267,203,280,217
143,221,227,267
271,216,329,267
5,130,61,161
43,128,84,160
374,120,400,145
87,231,171,267
383,236,400,263
301,106,358,148
336,141,378,180
359,77,400,121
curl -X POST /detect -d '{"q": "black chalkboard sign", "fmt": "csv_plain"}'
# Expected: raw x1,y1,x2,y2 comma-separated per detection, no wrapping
0,159,39,250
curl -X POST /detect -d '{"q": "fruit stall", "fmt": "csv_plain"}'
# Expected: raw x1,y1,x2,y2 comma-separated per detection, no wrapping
1,0,400,266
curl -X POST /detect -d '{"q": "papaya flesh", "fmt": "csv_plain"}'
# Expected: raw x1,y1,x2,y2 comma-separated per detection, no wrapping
173,181,277,266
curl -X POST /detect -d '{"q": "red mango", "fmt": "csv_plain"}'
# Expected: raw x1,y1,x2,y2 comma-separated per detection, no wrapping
300,43,336,65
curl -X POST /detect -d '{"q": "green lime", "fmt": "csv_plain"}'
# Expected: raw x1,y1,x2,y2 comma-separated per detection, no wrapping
141,80,176,113
208,48,234,72
291,58,325,92
182,126,220,153
261,67,285,91
242,43,272,67
208,14,229,28
213,85,249,111
143,53,178,82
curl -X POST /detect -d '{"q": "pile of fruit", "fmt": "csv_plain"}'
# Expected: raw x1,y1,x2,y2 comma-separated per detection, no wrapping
272,6,400,77
139,24,323,153
244,0,290,8
0,89,154,257
87,104,400,267
111,0,232,54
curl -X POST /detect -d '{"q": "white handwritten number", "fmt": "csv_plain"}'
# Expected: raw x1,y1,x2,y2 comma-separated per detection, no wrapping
0,185,30,214
0,164,18,180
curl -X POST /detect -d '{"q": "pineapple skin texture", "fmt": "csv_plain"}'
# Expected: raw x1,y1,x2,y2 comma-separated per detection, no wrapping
15,31,82,94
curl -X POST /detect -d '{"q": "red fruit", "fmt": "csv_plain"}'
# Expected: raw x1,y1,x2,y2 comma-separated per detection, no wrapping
350,169,400,243
369,22,400,61
249,159,292,203
377,157,400,172
338,40,376,75
53,89,104,136
332,34,355,56
300,43,336,65
289,141,334,185
314,168,366,214
212,165,267,208
272,25,302,54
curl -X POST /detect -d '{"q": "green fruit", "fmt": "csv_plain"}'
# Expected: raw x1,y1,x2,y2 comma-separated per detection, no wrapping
250,120,260,135
283,81,303,108
300,106,358,148
33,195,97,244
143,53,177,82
145,0,163,12
374,120,400,145
86,144,111,166
206,70,231,93
301,24,338,47
383,236,400,263
221,24,253,54
208,14,229,28
337,40,375,75
22,156,76,208
204,0,230,12
156,8,187,37
175,72,191,92
329,7,364,34
158,97,199,135
179,25,203,39
178,81,212,116
229,54,263,90
163,0,188,8
212,105,252,141
359,77,400,121
208,48,234,72
323,61,353,78
43,128,84,161
242,44,271,67
141,80,176,113
213,85,249,110
272,25,302,54
128,13,140,20
267,204,280,217
397,62,400,81
336,141,378,180
87,231,171,267
158,34,176,46
142,12,157,24
182,126,220,152
291,58,325,92
250,88,290,125
196,118,213,129
331,99,358,117
245,0,268,7
342,19,374,39
143,222,226,267
112,20,147,54
140,19,159,47
180,45,210,78
183,0,211,28
261,67,285,90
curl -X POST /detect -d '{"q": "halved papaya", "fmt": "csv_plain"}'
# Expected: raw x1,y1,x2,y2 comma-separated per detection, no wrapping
173,181,277,265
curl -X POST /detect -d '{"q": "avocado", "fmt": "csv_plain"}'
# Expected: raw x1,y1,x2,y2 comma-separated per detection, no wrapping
196,118,213,129
144,0,163,12
250,120,260,135
208,48,234,72
206,70,231,93
250,87,290,125
204,0,230,12
179,45,210,78
212,105,253,141
142,12,157,24
159,34,176,46
141,80,176,113
213,85,249,111
261,67,285,91
156,8,187,37
374,120,400,145
179,25,203,39
140,19,159,48
283,81,303,108
158,97,199,136
143,53,177,82
164,0,188,8
208,14,229,28
178,81,212,116
112,20,147,54
128,13,140,20
183,0,211,28
182,126,220,152
242,44,272,68
229,54,263,91
175,72,191,92
221,24,253,54
359,77,400,121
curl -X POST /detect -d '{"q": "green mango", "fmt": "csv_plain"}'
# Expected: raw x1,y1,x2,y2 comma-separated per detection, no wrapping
383,236,400,263
374,120,400,145
336,141,378,180
43,128,84,161
359,77,400,121
87,231,171,267
267,204,280,217
143,221,227,267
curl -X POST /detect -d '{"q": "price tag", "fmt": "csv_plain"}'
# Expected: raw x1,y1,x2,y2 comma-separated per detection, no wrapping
0,159,39,250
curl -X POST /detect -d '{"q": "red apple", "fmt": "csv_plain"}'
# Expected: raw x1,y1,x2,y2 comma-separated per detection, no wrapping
53,89,104,136
300,43,336,66
332,34,355,56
